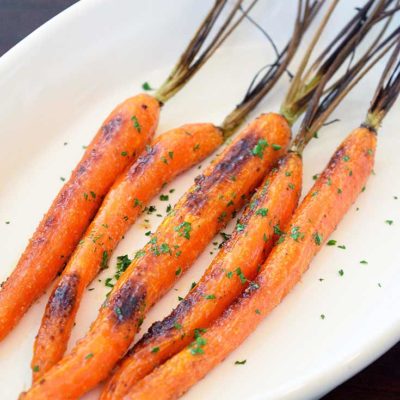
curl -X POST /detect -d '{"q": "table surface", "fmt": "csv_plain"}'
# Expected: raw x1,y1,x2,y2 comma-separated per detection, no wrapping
0,1,399,399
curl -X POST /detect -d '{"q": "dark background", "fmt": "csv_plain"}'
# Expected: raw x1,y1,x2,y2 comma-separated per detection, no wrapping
0,1,399,399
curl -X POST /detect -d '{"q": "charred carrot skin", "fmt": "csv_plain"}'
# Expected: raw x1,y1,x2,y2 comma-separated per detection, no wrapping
31,123,223,380
20,113,290,400
101,152,302,400
124,127,376,400
0,94,159,341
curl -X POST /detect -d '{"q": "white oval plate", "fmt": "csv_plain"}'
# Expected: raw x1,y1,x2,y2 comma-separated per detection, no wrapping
0,1,399,399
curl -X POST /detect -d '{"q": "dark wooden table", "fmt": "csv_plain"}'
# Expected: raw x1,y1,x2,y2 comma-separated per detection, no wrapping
0,1,399,399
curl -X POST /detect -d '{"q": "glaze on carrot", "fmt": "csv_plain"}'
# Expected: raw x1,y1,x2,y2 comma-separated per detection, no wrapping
0,94,159,341
123,127,376,400
31,123,223,379
101,151,302,400
20,113,291,400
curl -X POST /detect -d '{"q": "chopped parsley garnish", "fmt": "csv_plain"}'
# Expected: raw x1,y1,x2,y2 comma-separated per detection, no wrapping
338,244,346,249
131,115,141,132
235,268,247,284
338,269,344,276
121,151,128,156
313,232,322,246
235,360,247,365
142,82,152,91
272,144,281,151
327,239,337,246
189,329,207,355
236,223,245,232
360,260,368,265
160,194,169,201
320,314,325,320
32,365,40,372
252,138,269,158
205,294,216,300
134,249,146,259
385,220,393,225
255,309,261,314
175,221,192,239
193,143,200,151
343,155,350,162
100,251,109,270
273,224,284,236
85,353,94,360
151,346,160,353
290,226,303,242
256,208,268,217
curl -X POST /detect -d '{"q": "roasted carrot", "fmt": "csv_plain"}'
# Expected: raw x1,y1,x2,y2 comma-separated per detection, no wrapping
0,94,159,341
30,0,318,379
20,113,290,400
31,123,223,379
101,152,302,399
0,0,254,341
123,126,377,400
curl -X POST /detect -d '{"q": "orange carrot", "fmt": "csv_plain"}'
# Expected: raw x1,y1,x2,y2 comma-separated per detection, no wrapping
123,127,376,400
31,123,223,379
101,151,302,399
20,113,291,400
0,94,159,341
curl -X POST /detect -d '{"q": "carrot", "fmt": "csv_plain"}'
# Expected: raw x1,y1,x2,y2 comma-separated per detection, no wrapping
0,94,159,341
31,123,223,380
20,113,291,400
100,151,302,399
123,127,376,400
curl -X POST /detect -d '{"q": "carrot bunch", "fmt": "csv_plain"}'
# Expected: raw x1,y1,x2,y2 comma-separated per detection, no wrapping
29,0,320,386
25,2,322,390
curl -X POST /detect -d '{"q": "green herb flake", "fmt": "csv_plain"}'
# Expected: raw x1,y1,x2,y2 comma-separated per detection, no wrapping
160,194,169,201
360,260,368,265
205,294,216,300
327,239,337,246
142,82,153,91
131,115,141,132
121,151,128,157
151,346,160,353
255,309,261,315
338,269,344,276
313,232,323,246
32,365,40,372
235,360,247,365
343,155,350,162
100,251,109,270
256,208,268,217
235,268,247,284
320,314,325,320
385,220,393,225
338,244,346,250
134,249,146,259
85,353,94,360
236,223,245,232
175,266,182,276
175,221,192,239
271,144,282,151
252,138,269,158
290,226,303,242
